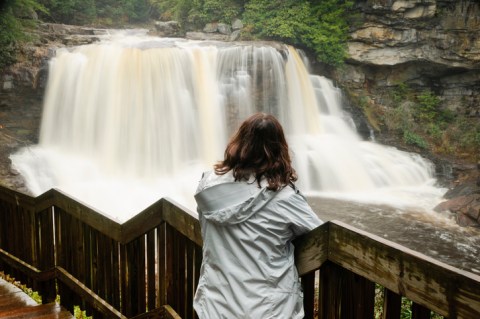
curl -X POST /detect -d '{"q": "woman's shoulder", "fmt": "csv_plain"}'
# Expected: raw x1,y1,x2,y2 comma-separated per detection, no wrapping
276,183,305,200
196,170,235,193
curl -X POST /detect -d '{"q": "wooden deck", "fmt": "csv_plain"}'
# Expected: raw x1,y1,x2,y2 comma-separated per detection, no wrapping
0,278,73,319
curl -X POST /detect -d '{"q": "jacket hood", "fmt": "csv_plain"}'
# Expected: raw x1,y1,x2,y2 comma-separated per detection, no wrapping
194,181,275,225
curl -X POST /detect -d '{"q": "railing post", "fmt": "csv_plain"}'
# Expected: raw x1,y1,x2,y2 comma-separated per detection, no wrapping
318,261,342,318
383,288,401,319
147,229,156,311
412,302,431,319
302,271,316,318
35,207,56,303
120,242,129,315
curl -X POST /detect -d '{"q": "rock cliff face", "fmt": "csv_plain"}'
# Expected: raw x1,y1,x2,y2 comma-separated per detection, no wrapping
337,0,479,119
334,0,480,226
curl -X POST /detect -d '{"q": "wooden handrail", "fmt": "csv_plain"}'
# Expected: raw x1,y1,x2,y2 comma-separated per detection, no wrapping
1,184,479,318
294,221,480,318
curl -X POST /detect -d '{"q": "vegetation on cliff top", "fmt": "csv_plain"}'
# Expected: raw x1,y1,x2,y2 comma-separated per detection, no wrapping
0,0,352,68
0,0,46,69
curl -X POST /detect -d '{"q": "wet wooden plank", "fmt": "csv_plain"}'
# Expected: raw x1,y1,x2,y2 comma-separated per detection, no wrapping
294,223,329,275
0,278,38,311
56,266,125,319
328,221,480,319
0,278,73,318
121,201,164,243
52,190,122,242
161,199,202,246
0,303,74,319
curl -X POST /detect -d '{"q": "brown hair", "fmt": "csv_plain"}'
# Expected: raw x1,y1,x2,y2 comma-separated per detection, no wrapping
214,113,297,191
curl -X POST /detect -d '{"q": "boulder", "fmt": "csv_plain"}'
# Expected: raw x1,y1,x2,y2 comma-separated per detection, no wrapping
434,194,480,227
230,30,241,41
217,23,232,35
434,163,480,227
232,19,243,30
203,23,218,33
154,21,181,37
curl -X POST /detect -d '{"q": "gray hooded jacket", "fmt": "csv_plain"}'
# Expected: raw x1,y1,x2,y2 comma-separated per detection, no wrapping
193,171,322,319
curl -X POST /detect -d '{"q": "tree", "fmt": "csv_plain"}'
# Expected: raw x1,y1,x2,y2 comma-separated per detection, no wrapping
243,0,353,66
0,0,46,69
149,0,352,65
37,0,96,25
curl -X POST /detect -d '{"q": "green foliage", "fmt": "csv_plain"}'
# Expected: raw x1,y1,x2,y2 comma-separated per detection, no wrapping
243,0,352,65
373,284,444,319
0,271,42,304
0,0,46,69
403,129,428,149
74,306,92,319
426,123,443,140
0,9,19,69
38,0,151,25
382,84,479,159
38,0,96,24
392,83,410,104
415,90,441,122
382,102,415,134
150,0,351,65
203,0,241,23
453,116,480,151
96,0,151,25
36,0,67,22
150,0,192,26
150,0,241,29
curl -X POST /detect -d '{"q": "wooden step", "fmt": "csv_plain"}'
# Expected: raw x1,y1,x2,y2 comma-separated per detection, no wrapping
0,278,74,318
0,303,74,318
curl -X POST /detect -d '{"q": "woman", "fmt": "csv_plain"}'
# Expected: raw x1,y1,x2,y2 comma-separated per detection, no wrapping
194,113,322,319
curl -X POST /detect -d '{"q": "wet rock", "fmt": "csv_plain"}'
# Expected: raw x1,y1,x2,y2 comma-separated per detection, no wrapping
230,30,241,41
62,35,99,46
434,162,480,227
434,194,480,227
203,23,218,33
154,21,182,37
444,182,480,199
2,75,14,90
232,19,243,30
217,23,232,35
186,32,230,41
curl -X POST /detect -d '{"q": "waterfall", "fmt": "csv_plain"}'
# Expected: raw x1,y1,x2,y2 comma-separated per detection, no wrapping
10,32,446,222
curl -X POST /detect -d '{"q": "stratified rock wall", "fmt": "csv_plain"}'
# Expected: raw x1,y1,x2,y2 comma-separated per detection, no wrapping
337,0,480,117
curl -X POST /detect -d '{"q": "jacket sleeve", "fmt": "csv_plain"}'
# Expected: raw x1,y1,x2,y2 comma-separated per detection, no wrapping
280,192,323,237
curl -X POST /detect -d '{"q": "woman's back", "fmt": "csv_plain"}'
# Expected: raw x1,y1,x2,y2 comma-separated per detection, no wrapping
194,171,321,318
193,113,322,318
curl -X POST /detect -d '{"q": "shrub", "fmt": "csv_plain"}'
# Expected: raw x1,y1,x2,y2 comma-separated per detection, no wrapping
415,90,441,122
403,129,428,149
392,83,410,104
243,0,353,66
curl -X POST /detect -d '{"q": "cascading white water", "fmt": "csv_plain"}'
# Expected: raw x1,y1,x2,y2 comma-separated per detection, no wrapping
10,31,446,222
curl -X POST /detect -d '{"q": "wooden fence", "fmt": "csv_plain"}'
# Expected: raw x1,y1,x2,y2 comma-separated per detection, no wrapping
0,184,479,318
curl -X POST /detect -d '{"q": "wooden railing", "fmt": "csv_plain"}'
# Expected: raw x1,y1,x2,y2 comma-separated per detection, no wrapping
0,184,479,318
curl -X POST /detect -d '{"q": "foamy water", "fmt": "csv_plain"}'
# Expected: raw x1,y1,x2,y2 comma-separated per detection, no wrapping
10,31,447,222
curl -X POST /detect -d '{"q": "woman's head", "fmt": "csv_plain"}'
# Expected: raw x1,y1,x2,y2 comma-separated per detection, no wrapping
215,113,297,191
